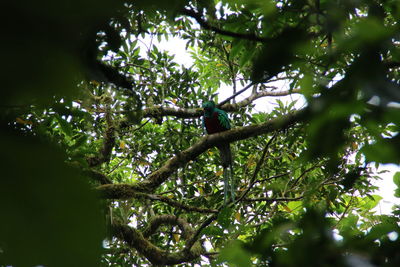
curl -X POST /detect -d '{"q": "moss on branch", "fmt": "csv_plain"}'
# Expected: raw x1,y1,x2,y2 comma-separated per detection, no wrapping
97,108,308,198
112,215,204,265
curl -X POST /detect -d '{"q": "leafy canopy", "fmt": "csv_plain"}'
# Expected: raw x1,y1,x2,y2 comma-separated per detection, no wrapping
1,0,400,266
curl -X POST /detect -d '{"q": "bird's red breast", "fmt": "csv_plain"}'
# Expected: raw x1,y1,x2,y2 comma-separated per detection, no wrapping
204,112,228,134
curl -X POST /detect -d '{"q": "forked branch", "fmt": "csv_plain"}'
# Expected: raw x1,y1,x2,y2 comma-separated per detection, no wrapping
112,215,204,265
97,108,308,197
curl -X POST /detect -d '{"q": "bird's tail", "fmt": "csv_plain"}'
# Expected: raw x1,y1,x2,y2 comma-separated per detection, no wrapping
219,144,235,204
223,165,234,204
218,143,232,169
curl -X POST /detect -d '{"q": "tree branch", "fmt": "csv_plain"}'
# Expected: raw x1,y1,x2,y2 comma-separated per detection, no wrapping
184,213,218,251
98,187,217,213
290,162,324,188
144,106,201,119
221,88,301,112
181,8,268,42
255,172,290,184
218,82,256,106
97,108,309,197
87,104,116,167
112,220,204,265
141,215,194,239
92,88,301,120
139,193,218,214
235,133,277,204
141,88,302,120
145,193,218,213
383,60,400,69
243,196,303,202
85,169,112,185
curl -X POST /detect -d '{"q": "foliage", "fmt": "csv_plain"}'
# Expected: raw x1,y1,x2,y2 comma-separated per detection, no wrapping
1,0,400,266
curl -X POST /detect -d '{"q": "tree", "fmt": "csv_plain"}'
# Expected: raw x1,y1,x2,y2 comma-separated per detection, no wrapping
1,0,400,266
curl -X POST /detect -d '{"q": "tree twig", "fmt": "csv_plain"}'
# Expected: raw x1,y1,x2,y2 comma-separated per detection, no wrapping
184,213,218,251
181,8,268,42
243,196,303,202
235,133,278,204
218,82,257,106
143,193,218,214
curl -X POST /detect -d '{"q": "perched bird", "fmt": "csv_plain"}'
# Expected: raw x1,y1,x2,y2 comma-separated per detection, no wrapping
202,101,235,204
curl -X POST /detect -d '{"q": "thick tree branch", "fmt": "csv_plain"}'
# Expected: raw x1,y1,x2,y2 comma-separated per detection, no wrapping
142,215,194,239
87,105,116,167
97,108,309,197
98,183,150,197
85,169,112,185
112,216,204,265
144,106,201,118
140,108,307,192
92,88,301,120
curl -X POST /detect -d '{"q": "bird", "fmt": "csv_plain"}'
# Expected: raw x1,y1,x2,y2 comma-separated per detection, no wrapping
202,101,235,204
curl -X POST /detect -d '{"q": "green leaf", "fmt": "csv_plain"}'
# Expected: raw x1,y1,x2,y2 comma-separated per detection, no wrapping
287,201,303,212
339,214,359,232
362,137,400,164
72,134,88,149
230,39,245,59
217,206,234,229
361,195,382,210
393,172,400,187
366,222,399,242
239,47,256,67
202,225,224,236
395,188,400,198
55,114,73,137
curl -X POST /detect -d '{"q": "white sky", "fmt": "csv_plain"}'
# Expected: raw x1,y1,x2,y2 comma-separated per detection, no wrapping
137,35,400,215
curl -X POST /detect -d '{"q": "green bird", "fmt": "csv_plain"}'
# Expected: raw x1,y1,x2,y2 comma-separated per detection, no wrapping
202,101,235,204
